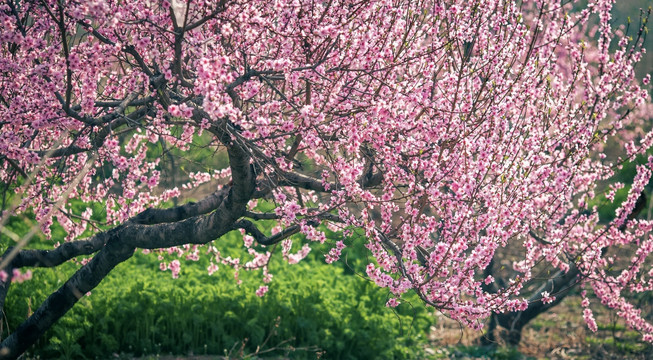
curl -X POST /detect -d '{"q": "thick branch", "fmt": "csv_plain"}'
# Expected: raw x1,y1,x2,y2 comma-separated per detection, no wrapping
203,121,255,210
7,234,108,269
235,219,304,246
493,264,580,344
124,205,240,249
0,182,244,359
0,232,134,360
132,188,229,225
520,264,580,321
277,172,332,192
3,187,227,271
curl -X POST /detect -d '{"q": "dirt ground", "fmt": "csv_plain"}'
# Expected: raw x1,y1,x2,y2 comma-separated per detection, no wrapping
426,295,653,359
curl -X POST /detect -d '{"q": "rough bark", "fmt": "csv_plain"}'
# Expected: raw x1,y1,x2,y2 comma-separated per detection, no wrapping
481,264,580,346
0,233,134,359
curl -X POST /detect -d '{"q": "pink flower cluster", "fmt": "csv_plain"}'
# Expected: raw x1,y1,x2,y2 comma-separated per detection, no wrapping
1,0,652,342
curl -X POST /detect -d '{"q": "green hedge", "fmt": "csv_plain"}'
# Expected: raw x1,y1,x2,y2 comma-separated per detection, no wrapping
5,248,432,359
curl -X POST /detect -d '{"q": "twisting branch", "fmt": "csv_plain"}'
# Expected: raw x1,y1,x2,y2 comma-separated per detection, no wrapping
5,233,109,269
36,106,152,158
0,231,136,359
235,219,301,246
0,175,249,358
234,219,320,246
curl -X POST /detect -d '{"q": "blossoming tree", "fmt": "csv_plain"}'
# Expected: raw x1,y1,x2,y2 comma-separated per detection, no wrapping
1,0,652,357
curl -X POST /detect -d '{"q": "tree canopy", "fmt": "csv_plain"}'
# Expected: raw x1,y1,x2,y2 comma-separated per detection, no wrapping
0,0,652,358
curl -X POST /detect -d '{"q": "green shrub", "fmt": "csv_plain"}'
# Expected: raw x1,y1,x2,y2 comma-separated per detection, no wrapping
5,248,432,359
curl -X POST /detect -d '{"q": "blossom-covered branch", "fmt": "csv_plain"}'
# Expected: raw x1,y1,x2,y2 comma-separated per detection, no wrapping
1,0,652,358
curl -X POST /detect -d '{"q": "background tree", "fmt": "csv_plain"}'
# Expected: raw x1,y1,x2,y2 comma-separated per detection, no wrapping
0,0,652,358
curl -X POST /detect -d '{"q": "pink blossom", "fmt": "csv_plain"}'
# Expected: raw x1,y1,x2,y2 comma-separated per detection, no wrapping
583,308,598,332
168,260,181,279
386,298,400,308
540,291,555,305
2,0,653,348
255,286,269,297
207,263,219,276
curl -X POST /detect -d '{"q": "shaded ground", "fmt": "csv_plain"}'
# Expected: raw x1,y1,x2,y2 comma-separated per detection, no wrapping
426,295,653,359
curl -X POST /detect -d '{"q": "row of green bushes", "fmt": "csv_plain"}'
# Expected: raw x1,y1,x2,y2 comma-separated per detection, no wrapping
4,229,434,359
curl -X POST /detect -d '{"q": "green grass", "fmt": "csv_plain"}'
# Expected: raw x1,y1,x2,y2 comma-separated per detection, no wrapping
585,335,649,354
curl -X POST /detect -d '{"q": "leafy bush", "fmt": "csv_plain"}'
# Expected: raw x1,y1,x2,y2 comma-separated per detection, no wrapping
4,240,432,359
